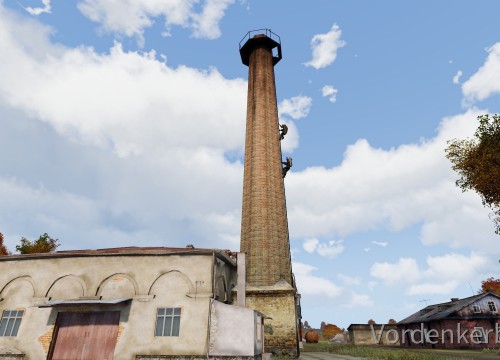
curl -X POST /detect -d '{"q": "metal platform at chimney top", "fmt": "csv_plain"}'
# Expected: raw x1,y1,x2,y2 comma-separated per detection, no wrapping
239,29,282,66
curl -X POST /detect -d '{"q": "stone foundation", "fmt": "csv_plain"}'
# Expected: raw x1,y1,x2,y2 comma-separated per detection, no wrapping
237,288,299,357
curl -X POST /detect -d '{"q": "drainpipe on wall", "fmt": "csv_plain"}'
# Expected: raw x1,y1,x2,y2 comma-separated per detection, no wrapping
206,252,216,359
237,252,246,307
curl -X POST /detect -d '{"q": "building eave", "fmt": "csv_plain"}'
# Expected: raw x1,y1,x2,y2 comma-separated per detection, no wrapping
0,247,237,266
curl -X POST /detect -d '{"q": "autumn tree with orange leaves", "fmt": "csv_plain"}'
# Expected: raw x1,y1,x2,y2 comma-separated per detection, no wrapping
0,232,9,256
479,277,500,296
322,323,343,340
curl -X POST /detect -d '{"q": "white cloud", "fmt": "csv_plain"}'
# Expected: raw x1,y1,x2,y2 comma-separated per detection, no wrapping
286,108,498,252
423,252,488,280
190,0,234,39
303,238,319,253
406,281,459,296
317,240,344,258
278,95,312,120
321,85,338,103
453,70,462,84
293,262,343,298
371,258,422,285
293,262,372,309
292,262,373,308
304,23,346,69
371,252,490,296
77,0,234,45
337,273,361,286
302,238,344,259
462,42,500,103
22,0,51,15
368,281,377,291
0,4,246,250
0,8,247,158
344,292,373,308
372,241,388,247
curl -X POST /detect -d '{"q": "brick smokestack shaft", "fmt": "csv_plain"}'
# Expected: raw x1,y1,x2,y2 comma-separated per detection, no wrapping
240,33,293,287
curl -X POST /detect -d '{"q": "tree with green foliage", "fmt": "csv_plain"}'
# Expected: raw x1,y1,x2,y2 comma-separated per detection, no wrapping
446,114,500,234
15,233,59,254
0,232,10,256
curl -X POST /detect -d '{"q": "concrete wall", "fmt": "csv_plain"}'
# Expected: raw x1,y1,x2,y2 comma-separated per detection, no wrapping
348,324,399,346
209,300,263,356
0,252,237,359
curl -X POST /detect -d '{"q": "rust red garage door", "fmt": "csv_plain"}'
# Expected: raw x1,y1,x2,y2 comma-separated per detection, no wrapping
50,311,120,360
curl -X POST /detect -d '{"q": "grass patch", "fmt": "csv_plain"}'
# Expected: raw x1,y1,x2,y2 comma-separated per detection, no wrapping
301,342,477,359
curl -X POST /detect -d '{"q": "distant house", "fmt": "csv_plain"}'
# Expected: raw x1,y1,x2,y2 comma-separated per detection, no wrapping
347,324,399,345
0,247,264,359
398,293,500,349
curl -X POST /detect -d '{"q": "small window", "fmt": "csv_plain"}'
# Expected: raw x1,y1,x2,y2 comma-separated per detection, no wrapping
487,301,497,312
155,308,181,336
0,310,24,337
471,327,486,343
472,305,481,313
388,331,397,341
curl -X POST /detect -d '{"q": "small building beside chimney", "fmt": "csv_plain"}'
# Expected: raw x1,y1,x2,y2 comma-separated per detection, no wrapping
0,247,264,359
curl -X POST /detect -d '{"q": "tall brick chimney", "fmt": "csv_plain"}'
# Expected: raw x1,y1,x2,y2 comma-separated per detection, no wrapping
238,29,300,357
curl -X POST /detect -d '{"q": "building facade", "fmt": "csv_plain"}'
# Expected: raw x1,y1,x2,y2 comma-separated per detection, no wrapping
398,293,500,349
0,247,264,359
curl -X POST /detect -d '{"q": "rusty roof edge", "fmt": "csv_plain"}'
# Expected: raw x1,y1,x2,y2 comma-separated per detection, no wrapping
0,248,237,266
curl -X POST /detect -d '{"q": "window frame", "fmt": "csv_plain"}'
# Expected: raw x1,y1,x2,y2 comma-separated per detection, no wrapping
0,309,24,337
472,304,482,313
471,327,487,344
154,307,181,337
487,301,497,312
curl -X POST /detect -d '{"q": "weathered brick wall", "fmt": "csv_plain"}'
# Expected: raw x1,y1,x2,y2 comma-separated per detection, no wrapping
398,319,500,349
37,325,54,354
238,33,299,357
245,291,298,356
240,36,293,287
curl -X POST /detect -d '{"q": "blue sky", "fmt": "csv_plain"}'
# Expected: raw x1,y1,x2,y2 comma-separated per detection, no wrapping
1,0,499,329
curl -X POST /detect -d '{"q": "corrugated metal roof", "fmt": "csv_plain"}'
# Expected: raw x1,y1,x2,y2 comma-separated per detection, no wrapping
38,298,132,308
